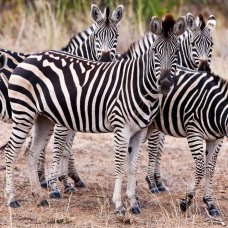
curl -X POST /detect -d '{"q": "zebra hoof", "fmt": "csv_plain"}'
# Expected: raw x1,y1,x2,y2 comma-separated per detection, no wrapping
208,204,220,217
49,190,61,199
129,204,141,214
39,199,49,207
179,199,189,212
156,182,167,192
114,206,126,217
75,179,86,188
149,187,160,194
64,186,76,194
135,196,141,209
40,180,48,189
157,185,167,192
9,200,20,208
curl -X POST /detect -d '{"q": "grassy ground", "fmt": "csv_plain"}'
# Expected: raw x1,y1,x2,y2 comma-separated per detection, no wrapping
0,2,228,228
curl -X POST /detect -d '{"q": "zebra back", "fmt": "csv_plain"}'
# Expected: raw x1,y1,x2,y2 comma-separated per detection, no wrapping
155,66,228,138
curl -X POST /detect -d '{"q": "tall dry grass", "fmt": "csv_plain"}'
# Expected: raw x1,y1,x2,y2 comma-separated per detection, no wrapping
0,0,227,80
0,2,227,227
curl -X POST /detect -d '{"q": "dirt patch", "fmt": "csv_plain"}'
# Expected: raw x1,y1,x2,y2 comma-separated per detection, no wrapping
0,121,227,227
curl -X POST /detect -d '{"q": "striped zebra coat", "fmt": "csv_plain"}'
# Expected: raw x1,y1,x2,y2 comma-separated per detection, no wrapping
57,13,217,194
147,67,226,217
5,15,187,215
0,4,124,190
145,15,221,216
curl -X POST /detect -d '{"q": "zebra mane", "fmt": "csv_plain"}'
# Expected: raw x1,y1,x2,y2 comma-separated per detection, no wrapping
211,72,228,86
118,33,154,59
105,7,110,25
198,14,206,30
162,14,176,38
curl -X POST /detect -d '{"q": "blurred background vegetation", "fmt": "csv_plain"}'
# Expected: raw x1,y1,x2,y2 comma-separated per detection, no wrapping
0,0,227,77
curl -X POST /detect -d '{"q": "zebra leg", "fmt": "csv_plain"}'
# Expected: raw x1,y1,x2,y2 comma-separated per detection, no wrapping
112,128,131,216
180,131,205,212
68,142,86,188
48,126,69,198
54,125,75,193
55,126,76,194
26,137,48,189
146,129,160,193
203,139,223,217
126,129,147,215
25,115,54,206
37,149,48,189
154,132,167,192
58,129,86,190
4,116,35,208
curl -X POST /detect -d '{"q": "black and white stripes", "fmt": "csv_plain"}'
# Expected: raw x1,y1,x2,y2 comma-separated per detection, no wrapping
5,15,186,216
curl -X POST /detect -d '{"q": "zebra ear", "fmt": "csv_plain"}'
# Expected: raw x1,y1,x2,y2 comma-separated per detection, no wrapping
0,54,6,69
186,13,196,31
111,5,124,25
150,16,163,36
90,4,103,24
206,15,216,33
173,16,187,36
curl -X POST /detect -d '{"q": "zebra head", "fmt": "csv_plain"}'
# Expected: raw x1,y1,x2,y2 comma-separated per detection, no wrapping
150,15,187,94
90,4,124,62
187,13,216,72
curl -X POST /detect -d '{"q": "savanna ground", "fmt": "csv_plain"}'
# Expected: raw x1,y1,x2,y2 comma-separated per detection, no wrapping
0,1,228,227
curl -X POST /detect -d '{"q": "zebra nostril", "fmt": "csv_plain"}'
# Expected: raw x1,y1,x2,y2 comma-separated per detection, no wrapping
198,60,211,72
100,52,112,62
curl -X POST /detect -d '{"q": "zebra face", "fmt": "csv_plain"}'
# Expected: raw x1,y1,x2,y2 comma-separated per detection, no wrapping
91,4,124,62
187,13,216,71
151,15,187,95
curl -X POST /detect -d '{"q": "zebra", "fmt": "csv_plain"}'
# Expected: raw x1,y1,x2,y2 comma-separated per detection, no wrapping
145,13,217,195
55,13,217,194
36,3,124,191
146,67,227,217
0,3,124,189
5,15,187,216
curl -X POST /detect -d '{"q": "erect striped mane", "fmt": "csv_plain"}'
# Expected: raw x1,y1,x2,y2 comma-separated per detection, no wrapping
118,33,154,59
105,7,110,25
162,14,175,38
198,14,206,30
211,72,228,86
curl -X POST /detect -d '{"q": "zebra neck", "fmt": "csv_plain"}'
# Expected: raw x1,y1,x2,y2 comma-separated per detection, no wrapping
0,49,29,80
125,52,158,104
178,30,197,70
61,24,97,58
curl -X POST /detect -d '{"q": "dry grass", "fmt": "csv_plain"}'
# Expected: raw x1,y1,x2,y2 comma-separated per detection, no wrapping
0,2,228,228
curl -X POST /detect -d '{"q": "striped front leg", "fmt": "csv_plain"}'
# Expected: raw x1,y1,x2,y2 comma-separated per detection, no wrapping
127,128,147,214
113,127,147,216
146,129,167,193
203,138,223,217
180,128,205,212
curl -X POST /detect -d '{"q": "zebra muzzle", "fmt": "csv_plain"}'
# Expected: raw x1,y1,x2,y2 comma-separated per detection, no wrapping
198,60,211,72
158,74,172,95
100,51,112,62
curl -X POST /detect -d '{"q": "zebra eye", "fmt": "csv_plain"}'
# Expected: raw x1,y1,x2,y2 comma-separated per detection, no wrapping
152,47,157,53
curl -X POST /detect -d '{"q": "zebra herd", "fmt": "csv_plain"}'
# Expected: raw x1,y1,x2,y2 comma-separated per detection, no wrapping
0,3,224,219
